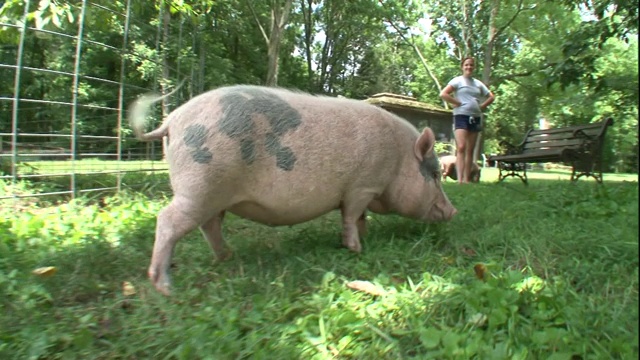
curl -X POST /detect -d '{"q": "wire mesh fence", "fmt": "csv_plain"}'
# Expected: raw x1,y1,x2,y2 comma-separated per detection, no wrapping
0,0,198,206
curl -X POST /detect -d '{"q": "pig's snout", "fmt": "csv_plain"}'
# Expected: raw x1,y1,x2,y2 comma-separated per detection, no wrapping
426,199,457,222
438,203,457,221
448,206,458,220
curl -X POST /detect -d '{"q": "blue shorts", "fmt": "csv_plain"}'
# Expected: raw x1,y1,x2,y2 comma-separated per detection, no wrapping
454,114,482,132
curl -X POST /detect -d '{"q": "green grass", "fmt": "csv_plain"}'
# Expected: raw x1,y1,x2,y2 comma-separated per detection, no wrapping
476,166,638,183
0,178,638,359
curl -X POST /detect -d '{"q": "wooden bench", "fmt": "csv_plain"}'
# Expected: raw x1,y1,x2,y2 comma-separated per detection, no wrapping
487,118,614,184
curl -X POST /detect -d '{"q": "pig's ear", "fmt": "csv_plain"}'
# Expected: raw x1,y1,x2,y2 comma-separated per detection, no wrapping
414,127,436,161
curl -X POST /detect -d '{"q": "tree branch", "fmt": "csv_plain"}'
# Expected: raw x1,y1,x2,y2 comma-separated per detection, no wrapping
278,0,294,27
490,0,536,44
494,62,558,83
247,1,270,45
377,0,447,107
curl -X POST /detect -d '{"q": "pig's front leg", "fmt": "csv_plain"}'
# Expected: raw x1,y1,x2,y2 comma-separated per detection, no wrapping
340,193,376,253
148,197,209,296
199,210,232,261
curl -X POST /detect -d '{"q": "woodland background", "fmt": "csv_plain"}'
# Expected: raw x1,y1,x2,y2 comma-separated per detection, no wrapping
0,0,637,172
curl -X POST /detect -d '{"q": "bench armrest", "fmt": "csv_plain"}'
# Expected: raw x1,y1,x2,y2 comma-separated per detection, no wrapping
573,129,596,141
572,117,614,140
498,140,521,155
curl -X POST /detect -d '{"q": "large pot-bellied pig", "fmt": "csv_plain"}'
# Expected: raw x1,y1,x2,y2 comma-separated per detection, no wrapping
129,85,457,295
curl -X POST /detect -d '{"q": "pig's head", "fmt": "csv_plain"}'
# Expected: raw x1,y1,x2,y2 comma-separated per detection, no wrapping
370,127,457,222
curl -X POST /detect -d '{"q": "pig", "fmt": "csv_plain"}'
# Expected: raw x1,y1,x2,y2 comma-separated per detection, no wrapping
128,84,457,295
439,155,481,183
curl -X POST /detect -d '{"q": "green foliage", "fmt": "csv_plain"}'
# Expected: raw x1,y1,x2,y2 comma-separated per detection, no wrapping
0,178,638,358
0,0,637,172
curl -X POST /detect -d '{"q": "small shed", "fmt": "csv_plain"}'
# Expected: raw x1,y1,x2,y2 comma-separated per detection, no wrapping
364,92,454,147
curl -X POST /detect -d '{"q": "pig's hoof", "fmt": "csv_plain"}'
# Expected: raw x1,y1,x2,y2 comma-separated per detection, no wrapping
343,241,362,253
215,250,233,262
148,269,172,296
155,282,171,296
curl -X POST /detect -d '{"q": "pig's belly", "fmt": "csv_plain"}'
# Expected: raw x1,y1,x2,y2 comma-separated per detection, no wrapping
228,199,339,226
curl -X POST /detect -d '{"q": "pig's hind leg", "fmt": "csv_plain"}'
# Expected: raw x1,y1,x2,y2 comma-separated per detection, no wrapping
340,192,376,253
199,211,232,261
148,196,218,296
356,212,367,237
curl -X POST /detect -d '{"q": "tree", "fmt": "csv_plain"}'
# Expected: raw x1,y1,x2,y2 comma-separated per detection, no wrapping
550,0,639,88
378,0,447,107
247,0,295,86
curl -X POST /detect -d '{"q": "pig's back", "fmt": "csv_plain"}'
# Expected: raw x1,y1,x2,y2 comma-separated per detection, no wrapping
165,85,415,225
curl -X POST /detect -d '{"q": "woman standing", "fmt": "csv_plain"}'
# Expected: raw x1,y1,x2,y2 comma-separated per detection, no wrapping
440,57,495,184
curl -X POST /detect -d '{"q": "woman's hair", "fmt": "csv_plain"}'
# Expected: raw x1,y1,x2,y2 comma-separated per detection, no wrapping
460,56,475,67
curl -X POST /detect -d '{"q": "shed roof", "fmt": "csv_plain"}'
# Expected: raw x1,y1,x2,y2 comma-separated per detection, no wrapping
364,92,452,117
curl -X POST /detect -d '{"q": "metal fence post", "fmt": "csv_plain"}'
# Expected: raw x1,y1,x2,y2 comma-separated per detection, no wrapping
10,0,31,203
70,0,89,199
116,0,133,192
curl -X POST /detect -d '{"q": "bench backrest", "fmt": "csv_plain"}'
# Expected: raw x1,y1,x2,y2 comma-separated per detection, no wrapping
521,118,613,153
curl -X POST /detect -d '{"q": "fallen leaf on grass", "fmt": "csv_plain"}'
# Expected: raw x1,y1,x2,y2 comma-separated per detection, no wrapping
474,263,488,281
122,281,136,296
346,280,385,296
31,266,57,277
461,247,477,256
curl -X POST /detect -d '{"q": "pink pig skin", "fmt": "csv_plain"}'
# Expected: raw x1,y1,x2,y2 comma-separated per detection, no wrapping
129,85,457,295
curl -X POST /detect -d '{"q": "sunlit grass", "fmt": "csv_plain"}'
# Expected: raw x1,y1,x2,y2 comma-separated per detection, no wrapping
476,166,638,183
0,177,638,359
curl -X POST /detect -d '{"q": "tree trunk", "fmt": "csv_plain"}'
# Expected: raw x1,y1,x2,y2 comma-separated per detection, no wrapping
265,20,282,86
461,0,473,57
248,0,294,87
474,0,499,164
301,0,314,90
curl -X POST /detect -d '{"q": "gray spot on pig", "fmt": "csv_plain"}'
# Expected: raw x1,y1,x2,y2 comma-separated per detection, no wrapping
240,138,256,164
184,124,207,148
419,155,441,181
275,147,296,171
218,93,255,138
265,132,296,171
218,87,302,170
183,124,213,164
192,149,213,164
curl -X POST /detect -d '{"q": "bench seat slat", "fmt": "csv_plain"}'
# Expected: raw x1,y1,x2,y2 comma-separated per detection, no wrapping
523,139,586,150
528,124,605,136
527,131,598,142
490,148,571,162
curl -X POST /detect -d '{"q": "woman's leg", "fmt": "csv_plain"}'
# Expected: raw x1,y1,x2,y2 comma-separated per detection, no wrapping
463,131,479,183
454,129,468,184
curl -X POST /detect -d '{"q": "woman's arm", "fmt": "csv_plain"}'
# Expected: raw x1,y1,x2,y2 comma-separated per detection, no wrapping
480,90,495,110
439,85,460,107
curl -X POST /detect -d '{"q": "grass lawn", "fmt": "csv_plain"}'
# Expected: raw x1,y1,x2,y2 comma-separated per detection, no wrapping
475,166,638,183
0,173,638,359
